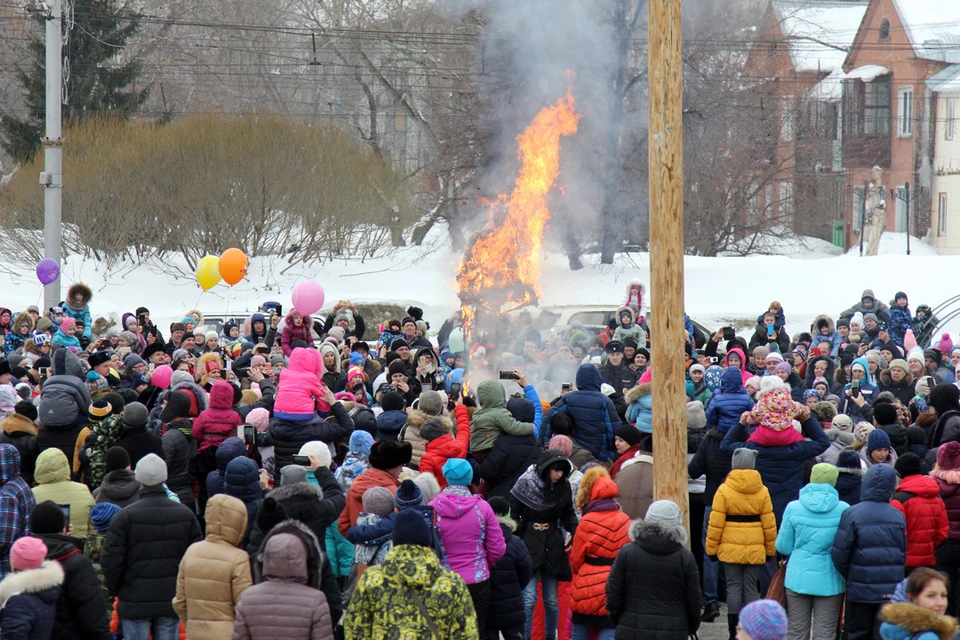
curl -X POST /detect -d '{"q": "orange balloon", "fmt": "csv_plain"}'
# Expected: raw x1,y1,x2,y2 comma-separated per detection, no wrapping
218,248,248,286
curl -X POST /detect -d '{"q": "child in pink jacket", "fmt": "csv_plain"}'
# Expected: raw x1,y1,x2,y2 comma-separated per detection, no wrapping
274,347,331,420
192,380,243,451
742,376,809,447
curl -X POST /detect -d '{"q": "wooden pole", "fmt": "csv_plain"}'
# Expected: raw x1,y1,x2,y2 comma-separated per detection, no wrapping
648,0,688,530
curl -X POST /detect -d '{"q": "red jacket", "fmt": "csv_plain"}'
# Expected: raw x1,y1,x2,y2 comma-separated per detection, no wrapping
191,381,242,451
420,405,470,489
570,477,632,618
338,467,399,535
891,475,949,567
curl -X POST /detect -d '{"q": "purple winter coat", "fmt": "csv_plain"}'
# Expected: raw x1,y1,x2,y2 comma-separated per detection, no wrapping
431,488,506,585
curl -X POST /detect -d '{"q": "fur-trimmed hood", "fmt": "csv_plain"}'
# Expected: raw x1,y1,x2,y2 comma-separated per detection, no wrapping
0,560,64,604
616,306,636,324
267,481,324,502
404,408,453,432
880,602,959,640
813,314,836,335
0,414,38,437
66,283,92,308
625,382,652,405
497,514,518,532
628,518,687,552
879,368,915,388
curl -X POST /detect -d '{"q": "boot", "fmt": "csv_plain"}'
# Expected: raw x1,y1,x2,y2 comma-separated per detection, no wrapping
728,613,739,640
702,601,720,622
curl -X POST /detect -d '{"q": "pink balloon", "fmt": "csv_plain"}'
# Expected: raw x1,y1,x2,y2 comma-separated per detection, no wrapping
292,281,325,316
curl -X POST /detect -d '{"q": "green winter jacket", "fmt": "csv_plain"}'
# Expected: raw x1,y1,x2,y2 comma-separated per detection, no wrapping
470,381,535,452
32,448,96,539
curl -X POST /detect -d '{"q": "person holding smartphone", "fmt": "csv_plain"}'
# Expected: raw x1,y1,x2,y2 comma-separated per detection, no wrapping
839,358,877,423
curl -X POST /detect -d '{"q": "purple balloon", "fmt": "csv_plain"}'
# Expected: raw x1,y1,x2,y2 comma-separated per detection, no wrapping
36,258,59,286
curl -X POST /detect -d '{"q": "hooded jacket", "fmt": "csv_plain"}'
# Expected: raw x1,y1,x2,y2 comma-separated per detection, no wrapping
841,289,892,323
0,560,63,640
891,474,949,567
705,367,755,434
812,314,843,357
234,532,334,640
431,485,505,585
242,313,277,349
206,436,247,498
775,482,849,597
162,420,197,507
173,494,252,640
606,518,701,639
32,448,95,539
62,283,93,338
570,474,631,623
35,531,111,640
878,368,916,406
878,601,959,640
831,464,907,603
0,413,39,486
274,348,328,418
344,543,479,640
0,444,35,578
281,314,314,357
544,365,622,461
471,380,536,453
191,381,242,451
624,382,653,434
93,469,139,507
419,404,470,489
223,457,263,545
338,467,400,536
705,468,777,565
475,432,541,500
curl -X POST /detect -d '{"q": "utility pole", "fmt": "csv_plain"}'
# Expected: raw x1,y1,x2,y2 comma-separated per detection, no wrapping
648,0,688,530
40,0,63,312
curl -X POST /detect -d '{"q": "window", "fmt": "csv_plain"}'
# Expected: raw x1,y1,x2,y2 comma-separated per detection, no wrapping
764,184,774,218
898,86,913,136
779,182,794,224
895,187,907,231
879,19,890,41
947,99,957,141
853,187,864,232
781,98,793,142
940,193,949,236
864,77,891,135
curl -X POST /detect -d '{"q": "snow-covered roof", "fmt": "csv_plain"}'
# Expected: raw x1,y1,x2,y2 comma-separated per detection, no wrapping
927,64,960,94
846,65,891,82
771,1,869,73
807,68,845,101
892,0,960,64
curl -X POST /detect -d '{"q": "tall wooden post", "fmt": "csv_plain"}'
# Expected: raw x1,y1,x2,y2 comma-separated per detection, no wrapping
648,0,688,529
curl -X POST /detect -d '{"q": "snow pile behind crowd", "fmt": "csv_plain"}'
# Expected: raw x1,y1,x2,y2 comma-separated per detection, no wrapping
0,230,951,342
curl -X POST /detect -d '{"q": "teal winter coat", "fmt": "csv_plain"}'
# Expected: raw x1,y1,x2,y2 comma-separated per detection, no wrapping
775,482,849,597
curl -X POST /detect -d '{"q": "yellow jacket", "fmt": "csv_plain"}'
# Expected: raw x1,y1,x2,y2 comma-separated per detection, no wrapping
706,469,777,565
32,448,96,539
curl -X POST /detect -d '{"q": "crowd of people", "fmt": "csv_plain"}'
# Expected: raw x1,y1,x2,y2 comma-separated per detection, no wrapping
0,283,959,640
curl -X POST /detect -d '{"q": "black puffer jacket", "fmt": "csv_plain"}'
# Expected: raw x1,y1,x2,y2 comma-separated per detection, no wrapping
687,428,733,504
269,402,355,471
93,469,140,507
475,433,540,500
36,532,111,640
100,484,202,619
488,517,532,633
510,450,579,580
160,422,197,510
606,519,702,640
265,467,345,543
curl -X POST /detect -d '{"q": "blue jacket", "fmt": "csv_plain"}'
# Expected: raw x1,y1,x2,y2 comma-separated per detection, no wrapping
205,437,248,498
62,304,92,339
720,417,830,524
625,384,653,434
223,456,263,545
376,410,407,441
831,465,907,604
888,306,913,348
776,483,849,597
488,519,533,633
544,365,621,462
705,368,754,434
0,561,62,640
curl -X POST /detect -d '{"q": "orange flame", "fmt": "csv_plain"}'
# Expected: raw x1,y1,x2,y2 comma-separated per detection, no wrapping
457,88,581,321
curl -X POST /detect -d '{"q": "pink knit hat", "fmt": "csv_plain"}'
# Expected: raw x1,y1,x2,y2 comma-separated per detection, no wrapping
548,435,573,458
246,407,271,433
10,536,47,571
938,333,954,357
60,317,76,332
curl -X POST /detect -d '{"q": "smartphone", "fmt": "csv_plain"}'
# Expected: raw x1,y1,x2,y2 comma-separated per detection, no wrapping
562,382,572,391
148,363,155,372
275,304,282,317
225,359,232,372
38,367,50,377
499,371,518,380
59,503,70,524
722,327,735,341
767,324,775,337
243,425,256,445
292,455,311,466
450,382,462,398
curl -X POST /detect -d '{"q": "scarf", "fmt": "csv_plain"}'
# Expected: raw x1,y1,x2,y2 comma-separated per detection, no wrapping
510,465,568,511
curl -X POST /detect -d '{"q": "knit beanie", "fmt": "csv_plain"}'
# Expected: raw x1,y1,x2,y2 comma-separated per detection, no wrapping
392,509,432,547
938,441,960,471
809,463,838,487
418,391,444,417
866,428,891,455
297,441,331,468
686,401,707,431
246,407,270,433
170,370,194,389
362,486,396,517
395,479,423,508
759,376,784,395
765,352,784,364
419,418,447,443
731,448,758,470
872,402,898,427
645,500,683,527
380,391,406,412
739,600,788,640
159,391,192,424
442,458,473,487
753,346,770,359
134,453,168,486
615,425,642,448
255,497,288,534
548,435,573,458
349,430,374,456
831,414,853,433
14,401,37,422
30,500,65,534
123,402,149,428
280,465,308,486
89,502,122,532
105,446,131,473
60,317,76,332
906,425,926,447
895,452,923,478
854,422,875,445
10,537,47,571
837,450,863,471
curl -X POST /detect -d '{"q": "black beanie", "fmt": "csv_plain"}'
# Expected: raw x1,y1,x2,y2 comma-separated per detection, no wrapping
388,360,407,378
256,497,288,534
14,401,37,422
159,391,192,424
31,500,65,534
380,391,406,412
615,425,643,448
105,446,131,473
392,509,432,547
488,496,511,518
506,397,535,423
872,402,898,426
102,391,126,414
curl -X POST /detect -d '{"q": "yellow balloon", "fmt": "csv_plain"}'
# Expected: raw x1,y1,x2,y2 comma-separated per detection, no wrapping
196,255,222,291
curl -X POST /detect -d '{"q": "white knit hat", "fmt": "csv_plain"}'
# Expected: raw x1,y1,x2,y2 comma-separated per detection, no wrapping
759,375,784,395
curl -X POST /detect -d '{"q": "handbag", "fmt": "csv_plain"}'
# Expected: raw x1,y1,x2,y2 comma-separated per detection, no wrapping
765,558,789,611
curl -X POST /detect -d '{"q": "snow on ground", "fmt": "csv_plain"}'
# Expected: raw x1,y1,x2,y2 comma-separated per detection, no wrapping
3,231,954,343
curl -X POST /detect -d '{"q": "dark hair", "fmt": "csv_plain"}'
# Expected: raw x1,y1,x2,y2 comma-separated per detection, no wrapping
550,412,575,437
906,567,949,599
